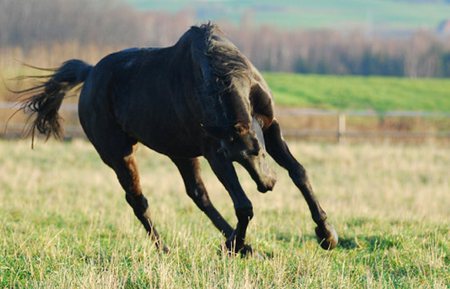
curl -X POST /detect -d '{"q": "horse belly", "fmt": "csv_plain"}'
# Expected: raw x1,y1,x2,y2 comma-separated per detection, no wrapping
119,107,203,158
142,127,202,157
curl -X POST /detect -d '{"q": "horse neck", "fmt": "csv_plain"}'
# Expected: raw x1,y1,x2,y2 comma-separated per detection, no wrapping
196,73,252,128
200,58,252,127
175,25,252,128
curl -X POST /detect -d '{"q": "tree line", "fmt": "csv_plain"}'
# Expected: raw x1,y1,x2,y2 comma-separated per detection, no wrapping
1,0,449,77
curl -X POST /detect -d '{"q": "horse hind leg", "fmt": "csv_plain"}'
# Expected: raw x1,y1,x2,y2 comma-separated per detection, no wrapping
87,128,168,252
114,150,168,252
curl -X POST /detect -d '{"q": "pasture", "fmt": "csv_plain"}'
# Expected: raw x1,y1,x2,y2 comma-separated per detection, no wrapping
3,69,450,113
0,139,448,288
2,71,449,142
264,73,450,112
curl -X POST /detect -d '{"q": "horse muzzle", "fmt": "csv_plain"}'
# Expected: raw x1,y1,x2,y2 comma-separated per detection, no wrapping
255,159,276,193
256,174,276,193
239,150,277,193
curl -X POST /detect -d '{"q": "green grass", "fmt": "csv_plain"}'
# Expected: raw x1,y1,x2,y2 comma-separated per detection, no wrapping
264,73,450,112
126,0,450,30
0,139,448,288
2,66,450,113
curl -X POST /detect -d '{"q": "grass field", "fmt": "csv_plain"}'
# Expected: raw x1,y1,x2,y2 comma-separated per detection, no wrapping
2,67,450,113
0,139,448,288
264,73,450,112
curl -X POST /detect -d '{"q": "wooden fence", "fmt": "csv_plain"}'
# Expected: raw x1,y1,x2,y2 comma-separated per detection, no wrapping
1,102,449,142
275,107,450,142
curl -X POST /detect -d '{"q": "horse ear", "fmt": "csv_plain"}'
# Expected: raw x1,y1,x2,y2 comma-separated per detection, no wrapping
234,122,249,135
201,124,229,139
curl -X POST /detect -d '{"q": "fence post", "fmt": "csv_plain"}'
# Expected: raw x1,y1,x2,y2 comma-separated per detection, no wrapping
337,113,346,143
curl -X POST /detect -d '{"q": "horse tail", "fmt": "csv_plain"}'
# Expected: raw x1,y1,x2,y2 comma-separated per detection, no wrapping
14,59,92,146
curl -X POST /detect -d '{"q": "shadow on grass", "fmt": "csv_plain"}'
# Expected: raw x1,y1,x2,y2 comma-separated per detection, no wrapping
338,235,402,251
273,230,402,252
214,242,276,260
338,237,359,250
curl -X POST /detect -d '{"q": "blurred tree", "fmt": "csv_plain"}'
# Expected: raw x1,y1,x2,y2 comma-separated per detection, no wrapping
1,0,449,77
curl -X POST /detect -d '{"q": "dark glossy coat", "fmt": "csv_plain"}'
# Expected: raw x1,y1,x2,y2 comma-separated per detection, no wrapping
15,23,338,255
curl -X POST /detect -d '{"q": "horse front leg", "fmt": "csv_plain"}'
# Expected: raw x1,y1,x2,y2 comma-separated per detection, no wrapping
264,120,338,250
206,153,254,256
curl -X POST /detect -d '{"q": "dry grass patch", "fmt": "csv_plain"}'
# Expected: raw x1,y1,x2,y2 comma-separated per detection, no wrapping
0,140,448,288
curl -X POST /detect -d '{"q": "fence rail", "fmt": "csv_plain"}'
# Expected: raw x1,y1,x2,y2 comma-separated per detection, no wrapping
1,102,449,142
275,107,450,142
277,107,450,117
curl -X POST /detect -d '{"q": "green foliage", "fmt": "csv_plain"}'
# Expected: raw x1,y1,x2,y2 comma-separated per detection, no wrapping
264,73,450,112
0,140,448,288
3,66,449,112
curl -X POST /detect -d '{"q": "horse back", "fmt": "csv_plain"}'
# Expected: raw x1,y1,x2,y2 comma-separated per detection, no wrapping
79,47,204,157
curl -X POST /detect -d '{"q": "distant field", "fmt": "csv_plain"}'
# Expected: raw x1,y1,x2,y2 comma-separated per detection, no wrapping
0,140,448,288
2,68,450,113
126,0,450,30
264,73,450,112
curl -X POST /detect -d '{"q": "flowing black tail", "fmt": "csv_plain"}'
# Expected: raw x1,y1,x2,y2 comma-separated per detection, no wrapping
13,59,92,146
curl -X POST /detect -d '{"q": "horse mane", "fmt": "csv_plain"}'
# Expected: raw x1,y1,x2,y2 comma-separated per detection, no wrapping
191,23,252,127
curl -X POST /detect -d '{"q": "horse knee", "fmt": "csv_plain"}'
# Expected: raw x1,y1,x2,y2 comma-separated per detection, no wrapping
186,185,211,209
289,164,309,184
235,206,254,223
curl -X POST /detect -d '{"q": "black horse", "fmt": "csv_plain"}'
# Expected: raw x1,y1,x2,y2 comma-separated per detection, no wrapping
16,23,337,255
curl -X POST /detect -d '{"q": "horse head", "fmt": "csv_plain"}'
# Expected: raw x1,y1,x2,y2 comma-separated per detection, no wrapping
203,117,276,193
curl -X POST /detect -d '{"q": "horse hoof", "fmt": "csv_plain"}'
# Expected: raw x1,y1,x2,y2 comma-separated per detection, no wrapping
221,242,253,257
162,245,170,254
238,244,253,257
157,244,170,254
315,222,338,250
